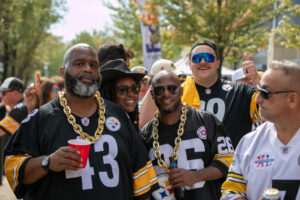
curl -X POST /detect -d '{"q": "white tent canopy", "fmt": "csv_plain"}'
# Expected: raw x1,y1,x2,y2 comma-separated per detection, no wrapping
174,58,234,77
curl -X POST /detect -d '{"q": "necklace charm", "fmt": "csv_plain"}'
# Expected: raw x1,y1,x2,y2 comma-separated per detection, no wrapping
59,91,106,143
152,103,187,172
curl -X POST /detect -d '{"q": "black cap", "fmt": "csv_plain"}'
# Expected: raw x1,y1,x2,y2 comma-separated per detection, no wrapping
189,38,219,59
0,77,24,92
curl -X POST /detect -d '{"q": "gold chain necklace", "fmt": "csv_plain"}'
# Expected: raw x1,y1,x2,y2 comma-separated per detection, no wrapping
152,103,187,172
59,91,106,143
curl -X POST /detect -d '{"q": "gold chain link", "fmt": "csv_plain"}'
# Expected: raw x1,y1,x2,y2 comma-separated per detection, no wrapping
59,91,106,143
152,103,187,172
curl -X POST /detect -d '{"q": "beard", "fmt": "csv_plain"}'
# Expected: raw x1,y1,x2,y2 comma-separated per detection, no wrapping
155,98,181,114
65,71,100,98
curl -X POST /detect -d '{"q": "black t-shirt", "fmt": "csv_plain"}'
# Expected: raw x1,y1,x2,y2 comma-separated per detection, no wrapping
4,98,158,200
195,79,255,148
142,106,234,200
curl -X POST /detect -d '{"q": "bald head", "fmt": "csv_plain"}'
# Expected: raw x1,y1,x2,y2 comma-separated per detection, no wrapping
63,43,95,68
151,70,181,87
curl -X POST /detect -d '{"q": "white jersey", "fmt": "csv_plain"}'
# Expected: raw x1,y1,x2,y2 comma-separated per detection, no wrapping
221,122,300,200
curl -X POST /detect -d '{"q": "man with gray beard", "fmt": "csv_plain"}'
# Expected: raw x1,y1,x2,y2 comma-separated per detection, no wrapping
4,43,158,200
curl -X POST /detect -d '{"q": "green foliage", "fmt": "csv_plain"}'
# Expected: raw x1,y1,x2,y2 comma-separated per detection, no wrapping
0,0,66,82
102,0,183,68
104,0,300,71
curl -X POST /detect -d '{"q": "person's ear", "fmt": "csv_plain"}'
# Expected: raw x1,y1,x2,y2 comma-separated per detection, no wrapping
179,87,183,97
150,88,154,99
288,92,299,109
59,67,65,78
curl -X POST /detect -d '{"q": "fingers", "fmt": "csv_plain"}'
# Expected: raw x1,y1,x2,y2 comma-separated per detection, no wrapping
49,147,83,172
168,168,186,187
243,53,249,61
35,72,42,97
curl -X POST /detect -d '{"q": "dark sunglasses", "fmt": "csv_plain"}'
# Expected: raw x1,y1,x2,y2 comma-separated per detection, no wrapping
116,85,140,96
191,53,215,63
256,85,295,100
153,85,180,96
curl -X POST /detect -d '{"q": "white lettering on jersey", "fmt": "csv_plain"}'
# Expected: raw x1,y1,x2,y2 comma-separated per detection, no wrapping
149,138,206,190
217,136,234,153
95,135,120,187
65,135,119,190
200,98,225,121
65,159,95,190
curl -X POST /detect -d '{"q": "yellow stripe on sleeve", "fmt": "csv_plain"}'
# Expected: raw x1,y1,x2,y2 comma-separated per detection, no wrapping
213,153,233,168
221,172,247,196
0,115,20,134
133,160,158,197
4,154,31,192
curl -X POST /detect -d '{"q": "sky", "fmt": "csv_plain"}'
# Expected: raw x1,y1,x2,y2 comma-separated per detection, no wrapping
50,0,117,42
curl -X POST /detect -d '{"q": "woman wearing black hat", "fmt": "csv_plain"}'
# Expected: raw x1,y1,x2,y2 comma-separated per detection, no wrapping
99,59,145,133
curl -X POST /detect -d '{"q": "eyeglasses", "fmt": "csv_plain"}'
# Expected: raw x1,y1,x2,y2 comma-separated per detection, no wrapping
116,85,140,96
256,85,295,100
153,85,180,96
191,53,215,63
140,79,149,85
53,88,61,93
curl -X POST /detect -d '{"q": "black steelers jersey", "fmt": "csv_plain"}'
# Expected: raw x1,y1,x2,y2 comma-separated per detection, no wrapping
142,106,233,200
4,98,158,200
0,100,27,135
182,78,257,148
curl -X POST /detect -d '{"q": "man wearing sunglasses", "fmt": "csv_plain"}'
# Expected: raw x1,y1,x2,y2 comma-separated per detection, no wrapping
142,70,233,200
182,38,262,148
221,60,300,200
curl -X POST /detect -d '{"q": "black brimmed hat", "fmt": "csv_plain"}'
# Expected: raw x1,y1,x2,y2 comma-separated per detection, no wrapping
100,59,145,86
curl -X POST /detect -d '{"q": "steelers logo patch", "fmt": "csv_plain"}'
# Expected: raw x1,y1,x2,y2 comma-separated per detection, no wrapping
222,84,233,91
105,117,121,132
152,173,175,200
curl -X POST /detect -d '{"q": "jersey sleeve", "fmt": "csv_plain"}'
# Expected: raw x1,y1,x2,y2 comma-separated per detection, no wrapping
202,112,234,176
221,137,248,200
0,104,27,135
4,109,40,198
123,110,159,199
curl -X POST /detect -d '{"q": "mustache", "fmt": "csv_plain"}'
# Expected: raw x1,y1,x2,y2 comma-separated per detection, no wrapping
77,73,96,81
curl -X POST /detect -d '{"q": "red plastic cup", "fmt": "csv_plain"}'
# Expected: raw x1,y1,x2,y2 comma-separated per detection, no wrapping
68,139,91,168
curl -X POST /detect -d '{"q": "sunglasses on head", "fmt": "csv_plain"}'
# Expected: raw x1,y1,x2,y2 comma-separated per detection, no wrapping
191,52,215,63
153,85,180,96
116,85,140,96
256,85,295,100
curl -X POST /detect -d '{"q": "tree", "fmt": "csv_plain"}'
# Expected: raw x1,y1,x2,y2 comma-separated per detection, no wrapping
102,0,183,68
151,0,300,70
0,0,66,82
